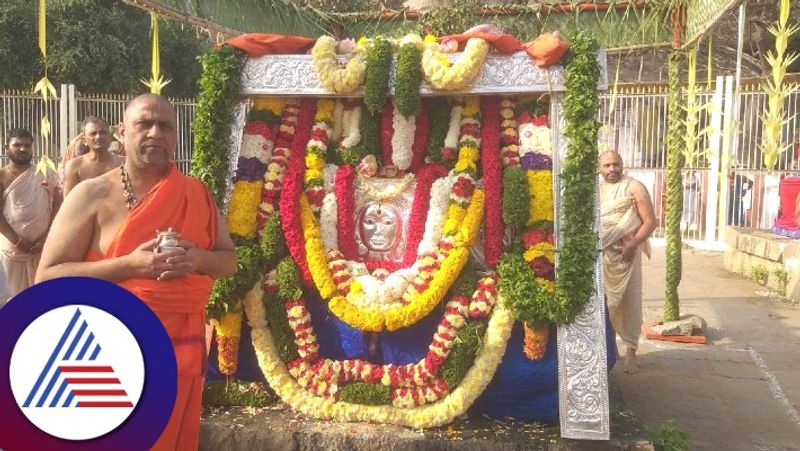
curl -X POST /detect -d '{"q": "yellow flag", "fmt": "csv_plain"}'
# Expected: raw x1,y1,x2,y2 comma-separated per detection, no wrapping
38,0,46,58
141,12,171,94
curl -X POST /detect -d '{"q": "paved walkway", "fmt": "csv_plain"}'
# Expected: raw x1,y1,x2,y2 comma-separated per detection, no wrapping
614,247,800,450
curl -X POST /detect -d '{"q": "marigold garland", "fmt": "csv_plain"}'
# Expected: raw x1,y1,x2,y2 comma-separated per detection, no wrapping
245,287,514,428
311,36,367,94
228,180,263,239
421,37,490,91
526,170,554,225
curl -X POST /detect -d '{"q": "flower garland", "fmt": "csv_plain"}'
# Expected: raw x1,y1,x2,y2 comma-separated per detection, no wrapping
442,101,463,163
410,103,430,172
227,181,263,239
257,101,299,228
320,192,339,251
326,189,484,332
391,101,416,170
421,36,490,91
340,103,362,149
305,99,335,214
380,103,394,167
333,165,360,260
518,113,552,171
443,97,480,237
280,99,317,286
500,97,519,167
245,285,514,427
311,36,367,94
526,170,554,225
480,97,503,268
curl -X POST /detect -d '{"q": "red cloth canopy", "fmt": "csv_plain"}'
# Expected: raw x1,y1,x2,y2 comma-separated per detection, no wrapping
221,33,315,56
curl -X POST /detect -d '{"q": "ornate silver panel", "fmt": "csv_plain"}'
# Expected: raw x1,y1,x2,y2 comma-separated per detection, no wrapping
222,99,251,214
551,95,610,440
240,51,607,96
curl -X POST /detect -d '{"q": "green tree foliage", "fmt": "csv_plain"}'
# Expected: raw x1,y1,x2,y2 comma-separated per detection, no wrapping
0,0,209,97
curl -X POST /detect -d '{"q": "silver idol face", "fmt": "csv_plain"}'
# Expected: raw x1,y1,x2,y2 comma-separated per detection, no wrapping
359,203,401,253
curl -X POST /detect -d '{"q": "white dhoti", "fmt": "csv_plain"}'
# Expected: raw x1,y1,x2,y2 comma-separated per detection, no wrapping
601,176,650,350
1,167,56,297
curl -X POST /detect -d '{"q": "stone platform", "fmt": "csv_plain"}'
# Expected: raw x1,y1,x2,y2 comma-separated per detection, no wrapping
199,379,652,451
723,227,800,301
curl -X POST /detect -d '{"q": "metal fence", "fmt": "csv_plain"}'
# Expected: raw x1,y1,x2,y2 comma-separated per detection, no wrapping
0,86,196,174
599,76,800,243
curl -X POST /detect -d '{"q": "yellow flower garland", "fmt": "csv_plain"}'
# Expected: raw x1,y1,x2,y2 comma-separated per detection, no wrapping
228,180,263,238
254,97,285,116
244,288,514,428
526,170,554,224
311,36,367,94
299,195,337,298
421,38,490,91
307,190,485,332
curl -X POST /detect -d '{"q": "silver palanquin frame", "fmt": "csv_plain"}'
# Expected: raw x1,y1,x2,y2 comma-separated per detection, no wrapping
226,50,610,440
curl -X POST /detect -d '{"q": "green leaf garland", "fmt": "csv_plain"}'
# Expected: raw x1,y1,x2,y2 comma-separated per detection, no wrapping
664,51,684,322
260,213,287,267
395,42,422,118
191,45,244,207
263,287,300,362
425,97,450,165
556,31,601,324
497,251,554,325
441,321,486,390
363,37,392,115
502,166,530,231
339,382,392,405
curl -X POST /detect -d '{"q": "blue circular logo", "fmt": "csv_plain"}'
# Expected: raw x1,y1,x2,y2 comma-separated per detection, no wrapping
0,277,177,451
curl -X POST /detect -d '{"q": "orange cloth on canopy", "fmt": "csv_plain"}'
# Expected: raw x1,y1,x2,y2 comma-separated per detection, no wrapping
438,32,523,54
524,32,570,67
85,163,218,451
221,33,316,56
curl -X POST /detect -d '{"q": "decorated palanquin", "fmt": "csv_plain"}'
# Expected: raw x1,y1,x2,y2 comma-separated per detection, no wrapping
198,30,614,438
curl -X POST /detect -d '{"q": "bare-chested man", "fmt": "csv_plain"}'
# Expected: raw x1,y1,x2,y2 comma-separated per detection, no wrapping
62,116,124,197
36,94,237,449
599,150,656,374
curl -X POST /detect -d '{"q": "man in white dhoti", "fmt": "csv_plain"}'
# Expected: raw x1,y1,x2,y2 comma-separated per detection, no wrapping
0,128,60,297
599,151,655,374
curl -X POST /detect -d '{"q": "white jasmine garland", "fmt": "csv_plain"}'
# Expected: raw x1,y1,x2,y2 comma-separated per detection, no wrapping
443,105,463,150
340,105,362,149
331,100,345,141
323,164,338,193
417,175,454,256
391,103,415,170
320,192,339,252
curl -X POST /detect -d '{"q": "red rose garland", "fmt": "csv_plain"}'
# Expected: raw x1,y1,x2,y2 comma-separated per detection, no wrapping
280,98,317,286
334,165,359,261
410,103,430,172
480,97,503,268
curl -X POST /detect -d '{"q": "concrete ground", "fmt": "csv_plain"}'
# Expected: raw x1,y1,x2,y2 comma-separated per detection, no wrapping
614,247,800,450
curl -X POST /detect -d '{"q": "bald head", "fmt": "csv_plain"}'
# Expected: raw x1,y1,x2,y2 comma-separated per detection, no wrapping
599,150,623,183
124,93,175,119
121,94,178,171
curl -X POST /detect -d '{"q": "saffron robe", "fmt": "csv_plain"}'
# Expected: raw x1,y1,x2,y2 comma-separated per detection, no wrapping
87,163,217,450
